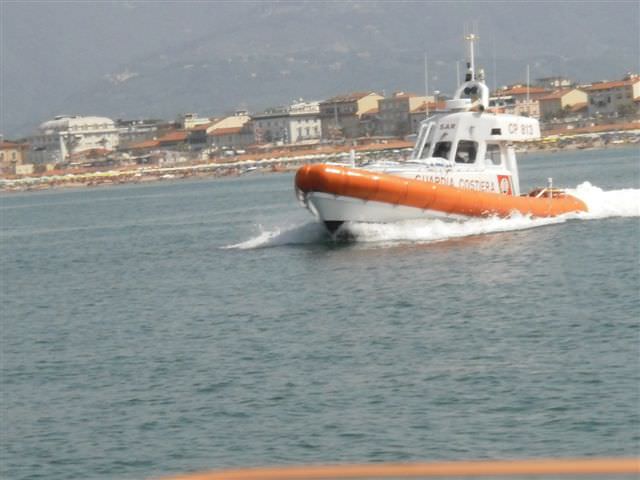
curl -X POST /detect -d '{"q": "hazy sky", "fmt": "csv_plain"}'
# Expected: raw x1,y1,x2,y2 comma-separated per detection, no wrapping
2,1,638,137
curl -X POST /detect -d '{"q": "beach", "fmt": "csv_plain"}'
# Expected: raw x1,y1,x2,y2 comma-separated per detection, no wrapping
2,136,637,193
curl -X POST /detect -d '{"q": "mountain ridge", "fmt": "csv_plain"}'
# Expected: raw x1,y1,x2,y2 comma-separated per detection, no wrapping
3,1,638,138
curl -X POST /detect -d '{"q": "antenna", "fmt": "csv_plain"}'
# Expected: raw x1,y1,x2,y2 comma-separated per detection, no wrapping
465,32,478,80
492,32,497,93
473,20,480,58
424,52,429,119
526,64,531,115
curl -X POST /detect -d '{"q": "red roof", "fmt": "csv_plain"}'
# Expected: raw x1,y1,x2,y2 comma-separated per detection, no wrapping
539,88,577,101
158,130,188,143
322,92,375,103
496,86,549,97
209,127,243,136
70,148,111,159
128,139,160,150
583,78,639,91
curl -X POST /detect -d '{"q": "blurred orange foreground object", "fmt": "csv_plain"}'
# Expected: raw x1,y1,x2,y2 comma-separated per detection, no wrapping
160,457,639,479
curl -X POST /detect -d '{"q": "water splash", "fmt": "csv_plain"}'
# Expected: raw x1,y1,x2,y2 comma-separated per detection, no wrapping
570,182,640,218
225,185,639,249
344,214,564,245
223,222,329,249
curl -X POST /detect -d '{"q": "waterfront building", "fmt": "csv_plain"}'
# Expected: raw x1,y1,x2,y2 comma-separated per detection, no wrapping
538,88,589,120
408,100,447,134
252,101,321,145
379,92,432,137
491,85,550,118
207,113,253,151
29,115,119,164
488,95,516,114
124,129,189,153
288,101,321,144
177,113,212,130
117,119,170,147
156,130,189,149
185,122,213,151
359,105,381,137
208,126,254,151
252,106,290,144
535,76,574,90
0,141,31,175
583,74,640,117
319,92,384,139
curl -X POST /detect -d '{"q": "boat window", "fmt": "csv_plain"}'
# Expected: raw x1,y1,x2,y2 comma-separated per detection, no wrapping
420,142,431,158
454,140,477,164
433,141,451,160
486,143,502,165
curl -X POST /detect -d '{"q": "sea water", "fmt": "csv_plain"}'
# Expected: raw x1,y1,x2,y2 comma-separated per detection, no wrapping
1,147,639,480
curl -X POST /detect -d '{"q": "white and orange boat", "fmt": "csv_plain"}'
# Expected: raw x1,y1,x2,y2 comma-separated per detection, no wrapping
295,34,587,234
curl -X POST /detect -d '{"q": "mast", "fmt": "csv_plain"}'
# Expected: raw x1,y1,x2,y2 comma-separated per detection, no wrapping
492,32,497,93
453,32,489,110
424,52,429,119
526,64,531,115
466,33,477,80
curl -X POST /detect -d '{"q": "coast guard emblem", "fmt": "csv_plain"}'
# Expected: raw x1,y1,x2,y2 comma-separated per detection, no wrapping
497,175,512,195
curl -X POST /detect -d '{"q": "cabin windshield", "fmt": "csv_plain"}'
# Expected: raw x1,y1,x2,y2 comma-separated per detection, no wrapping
454,140,478,164
433,141,452,160
486,143,502,165
419,142,431,159
412,120,435,159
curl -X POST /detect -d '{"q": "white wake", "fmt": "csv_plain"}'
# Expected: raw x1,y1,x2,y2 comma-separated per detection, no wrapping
223,222,329,250
569,182,640,218
224,184,639,249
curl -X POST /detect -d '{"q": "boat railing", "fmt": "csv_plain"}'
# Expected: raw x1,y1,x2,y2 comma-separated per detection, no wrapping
403,157,454,169
528,187,571,199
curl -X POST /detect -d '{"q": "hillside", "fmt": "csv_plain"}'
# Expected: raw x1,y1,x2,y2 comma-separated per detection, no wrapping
3,1,638,137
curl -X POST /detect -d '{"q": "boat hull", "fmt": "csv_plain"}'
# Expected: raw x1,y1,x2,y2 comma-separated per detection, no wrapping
295,164,588,225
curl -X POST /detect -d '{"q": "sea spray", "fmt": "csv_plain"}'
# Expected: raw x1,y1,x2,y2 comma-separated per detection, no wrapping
225,184,639,249
570,182,640,218
223,222,329,249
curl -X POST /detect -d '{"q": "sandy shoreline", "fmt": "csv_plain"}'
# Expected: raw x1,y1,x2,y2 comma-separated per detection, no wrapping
2,141,637,194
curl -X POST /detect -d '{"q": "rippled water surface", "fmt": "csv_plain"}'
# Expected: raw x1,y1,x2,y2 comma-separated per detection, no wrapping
1,147,639,480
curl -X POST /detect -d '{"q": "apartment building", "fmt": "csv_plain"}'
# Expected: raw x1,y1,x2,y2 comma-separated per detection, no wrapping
583,74,640,117
538,88,589,120
30,115,119,164
379,92,432,137
491,85,550,118
319,92,384,139
0,141,31,175
207,113,253,150
288,101,321,143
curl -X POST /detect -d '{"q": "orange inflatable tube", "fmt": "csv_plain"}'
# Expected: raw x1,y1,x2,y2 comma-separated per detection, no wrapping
295,164,588,218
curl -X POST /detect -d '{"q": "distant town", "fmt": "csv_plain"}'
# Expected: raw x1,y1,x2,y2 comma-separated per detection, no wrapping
1,72,639,190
